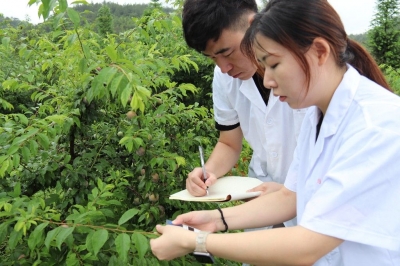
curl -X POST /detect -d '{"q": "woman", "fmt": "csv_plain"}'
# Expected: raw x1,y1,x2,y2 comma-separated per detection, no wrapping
150,0,400,265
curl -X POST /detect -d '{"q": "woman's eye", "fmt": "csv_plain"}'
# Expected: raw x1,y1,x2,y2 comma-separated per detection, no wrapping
224,51,233,57
271,63,278,69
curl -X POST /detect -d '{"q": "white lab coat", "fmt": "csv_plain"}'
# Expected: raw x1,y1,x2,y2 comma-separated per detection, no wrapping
213,66,306,229
213,66,306,184
285,65,400,265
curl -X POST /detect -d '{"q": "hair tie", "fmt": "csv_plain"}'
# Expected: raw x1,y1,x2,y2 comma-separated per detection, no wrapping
217,206,228,233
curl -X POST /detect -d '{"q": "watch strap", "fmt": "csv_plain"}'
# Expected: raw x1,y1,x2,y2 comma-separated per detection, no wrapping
194,231,210,253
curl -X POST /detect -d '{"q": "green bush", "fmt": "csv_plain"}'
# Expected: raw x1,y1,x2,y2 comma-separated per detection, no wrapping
0,1,247,265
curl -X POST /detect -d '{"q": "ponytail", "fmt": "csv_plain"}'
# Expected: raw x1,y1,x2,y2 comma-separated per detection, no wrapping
346,39,392,92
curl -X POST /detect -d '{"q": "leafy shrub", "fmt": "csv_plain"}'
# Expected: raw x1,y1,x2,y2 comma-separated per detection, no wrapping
0,1,247,265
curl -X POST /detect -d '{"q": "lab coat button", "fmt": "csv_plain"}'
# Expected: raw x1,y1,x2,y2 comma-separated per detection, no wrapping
266,118,273,125
270,152,278,158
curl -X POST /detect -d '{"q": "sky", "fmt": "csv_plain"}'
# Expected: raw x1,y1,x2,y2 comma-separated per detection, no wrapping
1,0,377,35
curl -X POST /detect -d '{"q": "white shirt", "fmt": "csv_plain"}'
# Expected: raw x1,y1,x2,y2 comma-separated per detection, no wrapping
213,66,306,184
285,65,400,265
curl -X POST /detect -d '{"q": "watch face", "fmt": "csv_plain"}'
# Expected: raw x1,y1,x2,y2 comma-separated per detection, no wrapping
192,251,215,264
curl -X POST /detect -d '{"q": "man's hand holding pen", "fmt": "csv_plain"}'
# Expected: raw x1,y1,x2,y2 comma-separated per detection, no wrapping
186,167,217,196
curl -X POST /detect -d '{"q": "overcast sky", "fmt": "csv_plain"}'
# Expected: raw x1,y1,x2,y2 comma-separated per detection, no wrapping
2,0,377,35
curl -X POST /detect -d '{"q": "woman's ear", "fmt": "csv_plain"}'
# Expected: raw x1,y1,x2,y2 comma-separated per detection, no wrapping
248,13,255,25
312,37,331,66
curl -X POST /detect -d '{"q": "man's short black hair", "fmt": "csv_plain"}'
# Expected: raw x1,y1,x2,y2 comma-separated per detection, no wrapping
182,0,258,53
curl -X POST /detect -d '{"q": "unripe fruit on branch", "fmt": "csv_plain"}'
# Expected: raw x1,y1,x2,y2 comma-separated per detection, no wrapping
126,111,137,119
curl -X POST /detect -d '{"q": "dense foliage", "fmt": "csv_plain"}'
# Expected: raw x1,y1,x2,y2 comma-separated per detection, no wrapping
0,0,399,265
0,0,246,265
97,5,113,37
368,0,400,68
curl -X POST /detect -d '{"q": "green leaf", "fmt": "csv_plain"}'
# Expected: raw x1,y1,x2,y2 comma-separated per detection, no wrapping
16,114,29,125
14,220,25,232
56,226,75,250
131,232,148,259
2,37,10,48
21,146,31,162
67,8,80,28
46,115,68,124
29,140,39,157
8,229,23,250
27,0,37,6
106,45,118,62
58,0,68,12
91,229,108,256
0,156,8,165
78,58,87,74
28,222,48,250
45,227,61,249
115,233,130,263
175,156,186,167
136,85,151,98
82,43,90,58
0,159,10,177
37,133,50,149
120,82,132,108
0,223,9,244
131,92,144,112
12,154,20,168
6,145,19,156
110,73,124,97
97,178,104,190
13,182,21,197
66,251,79,265
118,208,139,225
39,0,51,20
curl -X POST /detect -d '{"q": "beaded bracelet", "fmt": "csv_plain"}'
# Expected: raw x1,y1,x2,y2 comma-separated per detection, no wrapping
217,206,228,233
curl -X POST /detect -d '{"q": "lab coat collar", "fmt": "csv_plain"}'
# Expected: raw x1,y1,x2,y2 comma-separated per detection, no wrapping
306,65,360,174
240,78,273,112
323,65,360,137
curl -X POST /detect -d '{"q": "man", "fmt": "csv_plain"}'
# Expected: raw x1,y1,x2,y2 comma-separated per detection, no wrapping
183,0,306,227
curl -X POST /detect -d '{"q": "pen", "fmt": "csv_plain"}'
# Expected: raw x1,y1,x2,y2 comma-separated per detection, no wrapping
198,146,209,195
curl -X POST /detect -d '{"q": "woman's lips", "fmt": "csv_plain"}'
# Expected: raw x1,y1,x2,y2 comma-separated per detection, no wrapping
279,96,287,102
232,72,242,78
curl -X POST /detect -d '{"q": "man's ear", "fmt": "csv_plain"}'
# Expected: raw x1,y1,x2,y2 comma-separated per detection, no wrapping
312,37,331,66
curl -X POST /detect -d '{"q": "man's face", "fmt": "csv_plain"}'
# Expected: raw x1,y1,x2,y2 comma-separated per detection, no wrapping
203,29,257,80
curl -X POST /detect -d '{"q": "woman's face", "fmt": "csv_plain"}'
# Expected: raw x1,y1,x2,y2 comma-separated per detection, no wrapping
253,34,317,109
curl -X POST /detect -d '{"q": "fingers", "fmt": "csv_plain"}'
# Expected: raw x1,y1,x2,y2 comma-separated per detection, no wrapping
186,167,209,196
155,224,164,234
173,213,192,225
247,183,267,192
246,182,283,195
204,175,217,187
150,225,195,261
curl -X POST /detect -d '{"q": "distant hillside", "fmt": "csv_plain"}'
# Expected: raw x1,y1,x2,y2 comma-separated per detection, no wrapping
0,2,174,33
73,2,175,33
349,32,368,47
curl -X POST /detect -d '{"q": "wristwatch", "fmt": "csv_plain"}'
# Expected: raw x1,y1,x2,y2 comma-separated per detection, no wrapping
193,231,215,264
195,231,210,253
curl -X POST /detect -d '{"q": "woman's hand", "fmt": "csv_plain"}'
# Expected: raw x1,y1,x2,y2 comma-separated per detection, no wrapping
150,225,196,260
173,210,221,232
151,210,221,260
247,182,283,197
